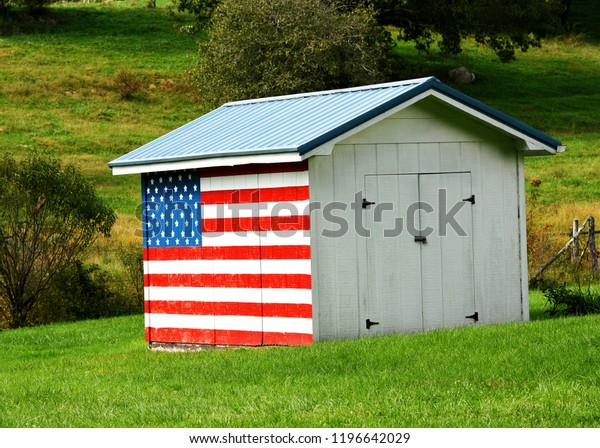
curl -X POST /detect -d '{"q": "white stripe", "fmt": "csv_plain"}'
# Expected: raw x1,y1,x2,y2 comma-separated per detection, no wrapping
145,286,312,304
145,259,311,275
263,317,313,334
201,171,309,192
201,230,310,247
201,200,310,219
147,313,313,334
147,313,214,330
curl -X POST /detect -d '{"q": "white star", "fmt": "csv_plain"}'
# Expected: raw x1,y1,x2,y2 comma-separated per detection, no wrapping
165,239,170,245
174,186,178,193
160,196,164,202
161,231,165,237
151,231,155,237
183,185,188,192
184,220,189,227
185,239,190,245
146,188,150,194
169,195,174,202
164,204,169,210
164,186,168,193
175,238,180,244
175,221,179,228
146,204,151,211
146,222,151,228
179,194,184,200
178,175,182,181
188,174,192,180
174,203,179,210
171,231,175,237
190,212,194,218
155,204,159,210
150,196,155,202
151,213,155,219
160,213,165,220
189,194,193,200
154,187,158,194
193,185,198,192
150,179,154,185
147,238,152,245
169,176,173,182
165,221,169,227
170,212,174,219
159,177,163,183
181,230,185,237
194,203,198,209
156,239,160,245
195,238,200,245
191,230,195,237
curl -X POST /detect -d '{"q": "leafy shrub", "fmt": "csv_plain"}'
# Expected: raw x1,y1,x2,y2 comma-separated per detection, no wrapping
114,70,143,100
30,260,140,325
539,281,600,317
117,243,144,307
194,0,398,104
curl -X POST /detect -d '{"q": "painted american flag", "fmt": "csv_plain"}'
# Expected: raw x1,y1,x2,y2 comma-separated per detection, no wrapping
142,161,312,346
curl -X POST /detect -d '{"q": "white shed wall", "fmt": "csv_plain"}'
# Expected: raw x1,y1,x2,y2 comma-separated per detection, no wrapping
309,98,527,341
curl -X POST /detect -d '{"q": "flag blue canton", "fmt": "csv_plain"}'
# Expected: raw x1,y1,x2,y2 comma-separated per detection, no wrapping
142,171,201,248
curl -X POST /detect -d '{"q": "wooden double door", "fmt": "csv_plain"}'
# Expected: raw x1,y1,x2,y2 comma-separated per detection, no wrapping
362,172,477,336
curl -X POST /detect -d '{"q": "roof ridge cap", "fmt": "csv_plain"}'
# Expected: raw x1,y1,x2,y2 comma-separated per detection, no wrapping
223,77,439,107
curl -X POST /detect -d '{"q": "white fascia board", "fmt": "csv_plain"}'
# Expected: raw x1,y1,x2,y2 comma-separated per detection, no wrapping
428,91,558,155
110,152,302,176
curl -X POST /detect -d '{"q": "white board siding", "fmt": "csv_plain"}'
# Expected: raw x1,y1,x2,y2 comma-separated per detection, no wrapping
309,100,526,341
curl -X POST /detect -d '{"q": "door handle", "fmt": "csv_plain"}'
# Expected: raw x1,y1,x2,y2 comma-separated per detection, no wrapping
414,235,427,243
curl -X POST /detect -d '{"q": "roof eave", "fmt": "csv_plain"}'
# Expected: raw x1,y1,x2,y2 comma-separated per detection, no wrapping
110,151,303,176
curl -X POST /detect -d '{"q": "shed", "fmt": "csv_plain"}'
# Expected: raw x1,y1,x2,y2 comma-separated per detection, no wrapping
109,77,564,347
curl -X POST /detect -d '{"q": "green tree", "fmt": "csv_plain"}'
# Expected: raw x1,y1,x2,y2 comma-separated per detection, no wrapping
0,154,116,329
371,0,562,62
194,0,396,104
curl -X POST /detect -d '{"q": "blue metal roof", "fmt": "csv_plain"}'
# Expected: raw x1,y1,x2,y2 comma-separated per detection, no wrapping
108,77,562,168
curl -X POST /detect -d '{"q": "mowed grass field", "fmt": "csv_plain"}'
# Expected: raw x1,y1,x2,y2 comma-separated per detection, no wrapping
1,0,600,429
0,300,599,428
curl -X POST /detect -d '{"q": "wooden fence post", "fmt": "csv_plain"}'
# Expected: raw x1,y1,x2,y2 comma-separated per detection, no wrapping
572,219,579,263
589,216,598,278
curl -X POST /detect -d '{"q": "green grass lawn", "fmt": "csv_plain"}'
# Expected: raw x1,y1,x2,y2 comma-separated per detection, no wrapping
0,311,598,428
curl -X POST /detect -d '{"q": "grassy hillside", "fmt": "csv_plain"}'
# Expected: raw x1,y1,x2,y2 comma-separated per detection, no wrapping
2,0,600,280
0,308,599,427
1,0,599,264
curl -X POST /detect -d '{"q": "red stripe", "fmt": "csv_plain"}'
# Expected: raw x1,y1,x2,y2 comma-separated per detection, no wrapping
147,327,215,345
201,186,309,205
147,327,312,346
145,301,312,318
198,161,308,178
145,273,311,289
202,215,309,232
144,245,311,261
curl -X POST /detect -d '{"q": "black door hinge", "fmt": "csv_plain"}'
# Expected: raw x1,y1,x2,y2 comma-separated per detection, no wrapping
462,194,475,204
465,312,479,322
366,318,380,329
362,198,376,208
